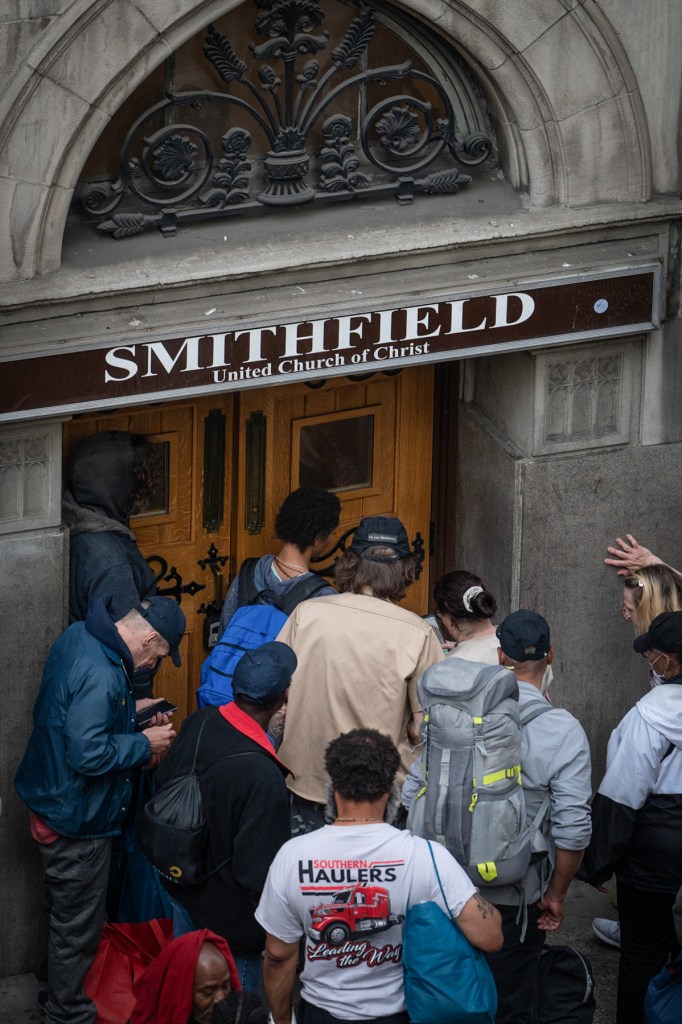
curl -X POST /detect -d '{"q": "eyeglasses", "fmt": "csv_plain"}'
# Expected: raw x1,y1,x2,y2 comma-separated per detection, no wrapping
641,649,665,669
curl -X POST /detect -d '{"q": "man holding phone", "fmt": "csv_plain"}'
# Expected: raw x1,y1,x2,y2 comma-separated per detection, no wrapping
15,595,182,1024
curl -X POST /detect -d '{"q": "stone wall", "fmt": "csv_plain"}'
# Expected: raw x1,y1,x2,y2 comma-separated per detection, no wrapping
456,329,682,783
0,420,67,975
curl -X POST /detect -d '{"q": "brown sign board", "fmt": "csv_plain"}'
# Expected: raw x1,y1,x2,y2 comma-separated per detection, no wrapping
0,267,658,422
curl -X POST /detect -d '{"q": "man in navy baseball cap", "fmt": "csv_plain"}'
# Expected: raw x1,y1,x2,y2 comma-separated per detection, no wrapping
153,639,297,990
135,597,186,666
232,641,298,704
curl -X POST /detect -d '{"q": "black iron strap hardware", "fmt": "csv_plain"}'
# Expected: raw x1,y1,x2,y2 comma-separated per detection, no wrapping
146,555,207,602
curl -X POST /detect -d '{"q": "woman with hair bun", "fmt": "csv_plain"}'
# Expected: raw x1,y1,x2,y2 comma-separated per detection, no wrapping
433,570,499,665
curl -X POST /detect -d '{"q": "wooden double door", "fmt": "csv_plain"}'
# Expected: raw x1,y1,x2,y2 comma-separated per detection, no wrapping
62,366,434,725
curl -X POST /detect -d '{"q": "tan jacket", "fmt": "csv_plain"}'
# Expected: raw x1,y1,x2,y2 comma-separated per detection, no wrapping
277,592,444,803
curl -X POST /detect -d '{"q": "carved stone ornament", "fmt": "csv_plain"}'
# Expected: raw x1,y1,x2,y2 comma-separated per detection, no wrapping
79,0,493,239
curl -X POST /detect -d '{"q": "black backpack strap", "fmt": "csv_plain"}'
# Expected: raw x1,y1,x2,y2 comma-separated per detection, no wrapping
236,557,260,607
277,572,330,616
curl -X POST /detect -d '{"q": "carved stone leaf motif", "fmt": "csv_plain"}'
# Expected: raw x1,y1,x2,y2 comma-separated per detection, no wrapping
97,214,156,238
204,23,247,82
81,183,113,213
376,107,421,152
419,169,472,193
259,64,281,91
319,114,372,193
153,135,198,180
199,188,229,207
297,59,319,89
255,0,325,40
332,8,375,68
274,126,306,151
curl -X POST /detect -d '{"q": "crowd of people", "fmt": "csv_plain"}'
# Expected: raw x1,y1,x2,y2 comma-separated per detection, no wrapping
12,431,682,1024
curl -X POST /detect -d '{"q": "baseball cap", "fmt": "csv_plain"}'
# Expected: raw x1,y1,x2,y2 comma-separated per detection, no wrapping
496,609,550,661
232,641,297,704
350,515,411,562
136,598,186,666
633,611,682,655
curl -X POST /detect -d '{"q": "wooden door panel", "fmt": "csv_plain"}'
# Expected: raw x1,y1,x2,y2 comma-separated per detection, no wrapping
63,396,235,728
235,367,434,613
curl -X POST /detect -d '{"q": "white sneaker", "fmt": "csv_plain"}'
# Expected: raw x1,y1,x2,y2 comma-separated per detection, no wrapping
592,917,621,948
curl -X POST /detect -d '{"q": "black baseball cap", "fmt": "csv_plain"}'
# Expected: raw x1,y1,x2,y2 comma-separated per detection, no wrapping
633,611,682,655
350,515,411,562
497,610,550,662
136,598,186,666
232,641,297,704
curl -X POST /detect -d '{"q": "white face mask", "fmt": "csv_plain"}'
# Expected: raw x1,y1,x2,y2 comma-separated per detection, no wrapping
540,664,554,695
650,669,665,688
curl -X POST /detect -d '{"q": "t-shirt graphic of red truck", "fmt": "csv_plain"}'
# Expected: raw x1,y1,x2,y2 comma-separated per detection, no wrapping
308,885,404,946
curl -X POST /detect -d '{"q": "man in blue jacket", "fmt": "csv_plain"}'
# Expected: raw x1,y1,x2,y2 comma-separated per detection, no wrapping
15,595,182,1024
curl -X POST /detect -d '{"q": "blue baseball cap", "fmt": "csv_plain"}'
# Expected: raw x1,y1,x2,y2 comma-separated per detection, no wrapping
232,641,297,704
136,598,186,666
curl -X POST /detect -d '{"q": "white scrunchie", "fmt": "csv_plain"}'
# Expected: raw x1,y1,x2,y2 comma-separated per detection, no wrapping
462,585,484,613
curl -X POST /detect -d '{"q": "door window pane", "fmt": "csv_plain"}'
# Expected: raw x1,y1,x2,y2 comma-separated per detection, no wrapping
136,440,169,515
299,414,374,492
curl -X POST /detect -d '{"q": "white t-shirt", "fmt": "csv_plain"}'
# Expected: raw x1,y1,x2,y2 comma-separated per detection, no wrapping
255,823,476,1020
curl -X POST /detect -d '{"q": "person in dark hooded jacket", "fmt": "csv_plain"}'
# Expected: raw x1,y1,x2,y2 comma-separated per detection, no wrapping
62,430,160,698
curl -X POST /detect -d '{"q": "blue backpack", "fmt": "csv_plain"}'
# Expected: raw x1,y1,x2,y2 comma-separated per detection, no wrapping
196,557,328,708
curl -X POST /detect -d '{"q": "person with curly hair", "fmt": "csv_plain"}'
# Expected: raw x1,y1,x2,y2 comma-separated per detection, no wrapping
218,487,341,632
277,516,444,834
256,729,502,1024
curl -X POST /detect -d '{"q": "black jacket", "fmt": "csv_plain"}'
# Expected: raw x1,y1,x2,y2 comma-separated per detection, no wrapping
62,431,157,698
580,675,682,893
155,705,291,955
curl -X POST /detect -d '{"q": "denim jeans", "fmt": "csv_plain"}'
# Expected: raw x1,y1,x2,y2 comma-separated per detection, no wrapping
38,836,111,1024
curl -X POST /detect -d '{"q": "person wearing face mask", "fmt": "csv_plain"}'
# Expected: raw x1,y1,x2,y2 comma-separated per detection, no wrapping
14,597,181,1024
484,610,592,1024
620,566,682,687
581,612,682,1024
590,566,682,949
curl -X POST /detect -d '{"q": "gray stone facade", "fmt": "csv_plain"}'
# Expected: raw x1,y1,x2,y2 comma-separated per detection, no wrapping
0,0,681,974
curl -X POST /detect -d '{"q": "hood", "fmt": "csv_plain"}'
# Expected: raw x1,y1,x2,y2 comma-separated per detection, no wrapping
85,595,134,675
637,677,682,749
62,485,135,539
67,431,136,525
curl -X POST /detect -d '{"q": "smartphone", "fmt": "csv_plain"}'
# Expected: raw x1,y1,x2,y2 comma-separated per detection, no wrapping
135,700,177,729
422,613,446,646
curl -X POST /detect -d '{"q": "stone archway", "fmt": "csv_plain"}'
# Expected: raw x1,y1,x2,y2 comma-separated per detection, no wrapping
0,0,651,282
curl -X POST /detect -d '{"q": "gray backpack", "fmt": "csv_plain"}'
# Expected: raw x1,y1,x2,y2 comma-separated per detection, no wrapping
407,658,551,889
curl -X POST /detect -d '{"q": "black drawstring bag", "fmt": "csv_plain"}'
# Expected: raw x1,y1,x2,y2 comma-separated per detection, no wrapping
139,719,228,886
